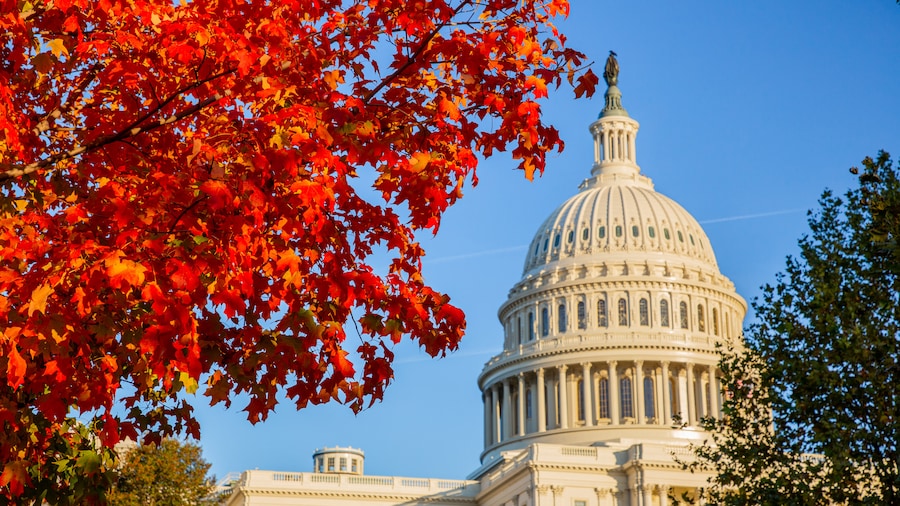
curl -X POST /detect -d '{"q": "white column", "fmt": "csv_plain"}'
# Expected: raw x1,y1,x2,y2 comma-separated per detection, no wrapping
602,130,610,162
608,361,619,424
629,131,637,163
537,368,547,432
502,379,512,440
709,364,719,419
557,365,568,429
642,485,652,506
687,364,697,426
493,383,502,442
658,485,670,506
517,373,526,436
635,360,645,424
661,361,671,425
581,362,593,426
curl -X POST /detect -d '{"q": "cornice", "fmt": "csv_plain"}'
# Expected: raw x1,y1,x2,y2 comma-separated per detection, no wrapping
236,487,479,503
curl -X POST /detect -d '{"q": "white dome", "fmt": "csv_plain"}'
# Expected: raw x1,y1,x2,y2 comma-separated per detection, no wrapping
523,171,718,279
477,77,747,465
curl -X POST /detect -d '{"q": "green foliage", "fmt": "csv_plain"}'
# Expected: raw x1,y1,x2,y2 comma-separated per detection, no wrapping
108,439,220,506
682,152,900,505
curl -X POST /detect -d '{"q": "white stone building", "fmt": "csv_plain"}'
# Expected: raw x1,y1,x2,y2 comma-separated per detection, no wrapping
222,58,747,506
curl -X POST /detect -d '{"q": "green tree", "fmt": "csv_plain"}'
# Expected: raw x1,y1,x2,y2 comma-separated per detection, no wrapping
684,152,900,505
108,439,219,506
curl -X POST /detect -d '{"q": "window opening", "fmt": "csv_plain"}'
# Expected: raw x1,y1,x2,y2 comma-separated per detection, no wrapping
615,225,623,237
567,230,575,243
597,299,608,327
639,298,649,326
526,389,532,419
649,226,656,238
677,230,684,242
541,307,550,337
690,234,695,245
327,457,335,472
543,238,549,251
598,378,610,419
632,225,639,237
599,226,606,239
517,316,522,345
577,300,586,330
553,234,561,248
680,301,689,329
712,307,719,335
577,379,585,421
558,303,567,333
697,304,706,332
620,377,633,418
528,312,535,340
582,228,589,241
340,457,347,472
644,377,656,420
617,298,628,326
660,299,670,327
664,228,671,240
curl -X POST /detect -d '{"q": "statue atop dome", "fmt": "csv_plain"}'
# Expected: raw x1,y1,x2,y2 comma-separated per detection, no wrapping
603,50,619,87
600,51,626,117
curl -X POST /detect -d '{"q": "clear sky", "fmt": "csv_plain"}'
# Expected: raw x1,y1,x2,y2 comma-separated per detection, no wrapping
194,0,900,483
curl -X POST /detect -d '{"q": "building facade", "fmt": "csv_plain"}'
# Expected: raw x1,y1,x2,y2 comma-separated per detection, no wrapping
222,56,746,506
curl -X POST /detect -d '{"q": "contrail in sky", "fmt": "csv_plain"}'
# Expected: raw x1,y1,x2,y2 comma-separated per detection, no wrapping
428,245,527,264
426,209,803,264
699,208,804,224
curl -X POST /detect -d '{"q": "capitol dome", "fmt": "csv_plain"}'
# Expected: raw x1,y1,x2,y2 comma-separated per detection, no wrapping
477,62,747,466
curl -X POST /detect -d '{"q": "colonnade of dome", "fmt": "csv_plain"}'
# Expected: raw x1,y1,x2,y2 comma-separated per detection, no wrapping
478,74,747,464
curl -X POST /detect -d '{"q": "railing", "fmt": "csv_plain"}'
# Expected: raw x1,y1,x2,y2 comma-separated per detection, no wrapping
237,470,479,496
483,331,719,369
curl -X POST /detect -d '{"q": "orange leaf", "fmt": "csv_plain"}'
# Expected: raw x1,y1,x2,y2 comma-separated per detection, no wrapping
27,284,53,316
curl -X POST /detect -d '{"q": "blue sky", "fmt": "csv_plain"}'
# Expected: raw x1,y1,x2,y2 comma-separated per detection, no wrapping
195,0,900,482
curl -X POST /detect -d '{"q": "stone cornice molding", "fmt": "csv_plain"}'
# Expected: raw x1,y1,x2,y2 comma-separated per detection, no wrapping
236,488,479,503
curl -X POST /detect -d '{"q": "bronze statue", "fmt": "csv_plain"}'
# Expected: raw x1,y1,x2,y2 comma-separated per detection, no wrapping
604,50,619,87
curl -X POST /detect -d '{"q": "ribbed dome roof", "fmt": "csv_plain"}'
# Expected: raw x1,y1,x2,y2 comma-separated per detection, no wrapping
522,171,718,277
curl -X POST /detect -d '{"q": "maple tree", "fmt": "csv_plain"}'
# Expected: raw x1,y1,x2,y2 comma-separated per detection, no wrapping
0,0,597,500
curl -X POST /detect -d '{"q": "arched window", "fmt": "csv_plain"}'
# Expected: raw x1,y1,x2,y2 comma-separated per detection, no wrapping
598,378,610,419
541,307,550,337
697,304,706,332
557,303,567,333
679,301,689,329
577,300,586,330
660,299,670,327
528,312,535,340
517,316,522,345
597,299,608,327
526,389,533,419
639,298,649,326
620,377,634,419
725,311,731,338
644,376,656,420
712,307,719,336
617,298,628,326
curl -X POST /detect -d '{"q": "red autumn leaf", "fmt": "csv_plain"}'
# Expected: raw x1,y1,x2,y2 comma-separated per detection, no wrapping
0,0,595,500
